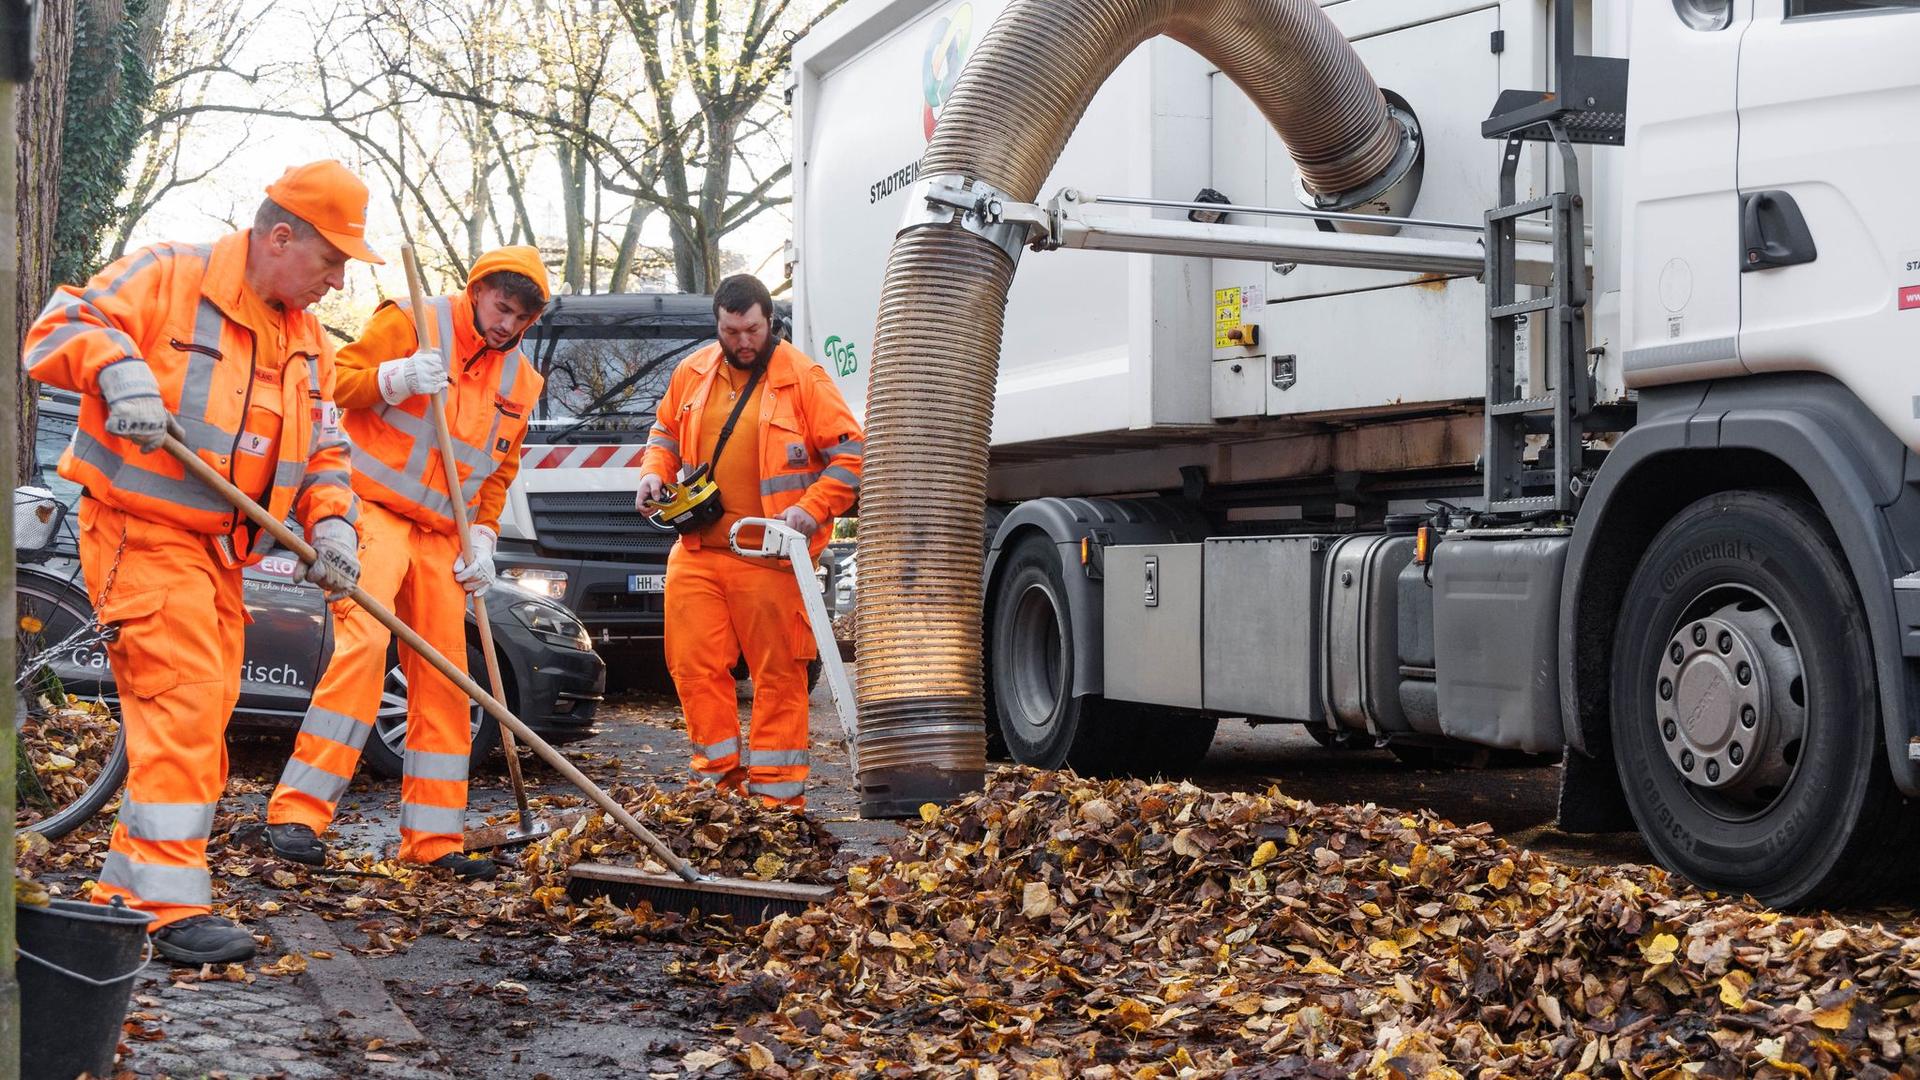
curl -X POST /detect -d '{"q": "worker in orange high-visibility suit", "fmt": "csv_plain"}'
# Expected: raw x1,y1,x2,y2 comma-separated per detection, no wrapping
262,246,549,880
637,274,863,810
25,160,376,964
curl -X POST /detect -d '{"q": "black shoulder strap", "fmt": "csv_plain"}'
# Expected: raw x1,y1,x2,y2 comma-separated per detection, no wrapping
708,363,765,467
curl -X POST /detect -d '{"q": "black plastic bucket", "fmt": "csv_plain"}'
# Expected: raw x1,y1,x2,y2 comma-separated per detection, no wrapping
17,897,154,1080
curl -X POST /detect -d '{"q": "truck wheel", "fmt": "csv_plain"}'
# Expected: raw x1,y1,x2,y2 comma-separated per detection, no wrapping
1610,490,1920,907
990,535,1097,770
988,536,1218,774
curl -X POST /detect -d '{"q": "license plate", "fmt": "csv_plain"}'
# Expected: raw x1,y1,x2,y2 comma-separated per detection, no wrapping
628,574,667,593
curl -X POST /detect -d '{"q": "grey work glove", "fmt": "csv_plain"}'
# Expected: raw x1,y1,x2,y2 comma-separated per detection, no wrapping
98,359,169,452
300,516,361,600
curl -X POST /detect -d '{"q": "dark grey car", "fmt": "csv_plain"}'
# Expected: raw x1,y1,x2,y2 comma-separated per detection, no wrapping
20,391,606,786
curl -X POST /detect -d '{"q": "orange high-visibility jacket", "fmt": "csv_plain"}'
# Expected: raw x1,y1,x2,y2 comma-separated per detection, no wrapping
25,232,358,560
333,255,545,535
641,340,864,558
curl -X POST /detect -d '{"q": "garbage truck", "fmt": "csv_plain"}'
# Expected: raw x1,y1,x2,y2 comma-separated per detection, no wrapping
790,0,1920,905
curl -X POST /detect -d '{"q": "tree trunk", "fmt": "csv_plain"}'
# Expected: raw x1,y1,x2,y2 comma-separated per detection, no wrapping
15,0,79,485
558,143,587,294
608,199,649,293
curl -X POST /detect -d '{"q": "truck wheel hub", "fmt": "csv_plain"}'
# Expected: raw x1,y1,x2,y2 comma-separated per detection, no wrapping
1655,593,1805,798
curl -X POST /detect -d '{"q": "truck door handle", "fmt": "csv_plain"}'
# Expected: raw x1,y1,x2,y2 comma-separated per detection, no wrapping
1740,190,1817,272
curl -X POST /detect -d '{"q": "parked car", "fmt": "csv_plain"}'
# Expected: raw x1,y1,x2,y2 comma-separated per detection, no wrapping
20,391,606,782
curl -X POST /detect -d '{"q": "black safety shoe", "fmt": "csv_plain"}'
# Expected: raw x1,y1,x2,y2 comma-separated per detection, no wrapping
265,823,327,866
428,852,499,881
153,914,257,965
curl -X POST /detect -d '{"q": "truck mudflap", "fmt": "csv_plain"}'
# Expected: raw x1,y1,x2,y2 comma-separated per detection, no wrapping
985,497,1206,699
1561,373,1920,796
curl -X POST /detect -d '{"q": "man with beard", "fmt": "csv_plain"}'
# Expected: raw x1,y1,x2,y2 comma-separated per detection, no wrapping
636,274,863,809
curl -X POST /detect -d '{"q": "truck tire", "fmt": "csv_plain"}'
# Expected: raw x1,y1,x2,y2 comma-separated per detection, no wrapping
988,535,1217,774
1610,490,1920,907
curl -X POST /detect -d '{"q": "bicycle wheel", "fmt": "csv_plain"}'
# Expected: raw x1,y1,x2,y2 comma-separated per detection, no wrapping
15,573,126,840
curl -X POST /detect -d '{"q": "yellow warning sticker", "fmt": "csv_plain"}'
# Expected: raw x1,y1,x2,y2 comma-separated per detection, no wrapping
1214,286,1244,349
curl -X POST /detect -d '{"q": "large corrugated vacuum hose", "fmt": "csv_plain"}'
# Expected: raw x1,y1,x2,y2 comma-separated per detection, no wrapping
854,0,1405,817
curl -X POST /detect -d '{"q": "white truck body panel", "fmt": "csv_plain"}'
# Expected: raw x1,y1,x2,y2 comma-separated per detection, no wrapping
792,0,1622,449
1735,6,1920,451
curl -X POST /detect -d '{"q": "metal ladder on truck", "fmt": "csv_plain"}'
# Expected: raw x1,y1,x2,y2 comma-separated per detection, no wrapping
1479,0,1629,515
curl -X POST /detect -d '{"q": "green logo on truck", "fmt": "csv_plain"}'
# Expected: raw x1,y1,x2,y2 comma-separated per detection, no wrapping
824,335,859,378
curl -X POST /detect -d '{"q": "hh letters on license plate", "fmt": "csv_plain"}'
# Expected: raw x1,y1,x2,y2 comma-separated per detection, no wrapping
629,574,667,593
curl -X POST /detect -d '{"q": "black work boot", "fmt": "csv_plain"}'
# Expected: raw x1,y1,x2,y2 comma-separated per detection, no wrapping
265,822,327,866
428,852,498,881
153,914,257,965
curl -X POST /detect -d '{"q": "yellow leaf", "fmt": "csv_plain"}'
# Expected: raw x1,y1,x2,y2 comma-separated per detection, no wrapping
752,853,787,879
1640,932,1679,967
1812,1002,1853,1031
259,953,308,978
918,803,941,823
1366,938,1402,962
746,1043,775,1072
1250,840,1279,868
1718,971,1751,1009
1486,860,1514,890
1766,1060,1813,1078
1109,998,1154,1033
1301,956,1343,977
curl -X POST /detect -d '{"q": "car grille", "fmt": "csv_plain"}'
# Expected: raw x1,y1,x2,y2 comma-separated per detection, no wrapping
526,491,676,557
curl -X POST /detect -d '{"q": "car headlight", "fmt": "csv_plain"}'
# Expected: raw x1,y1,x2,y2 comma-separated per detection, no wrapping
501,567,568,600
509,600,593,651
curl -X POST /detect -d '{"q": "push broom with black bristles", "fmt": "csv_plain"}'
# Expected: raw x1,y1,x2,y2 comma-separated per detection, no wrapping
160,423,833,924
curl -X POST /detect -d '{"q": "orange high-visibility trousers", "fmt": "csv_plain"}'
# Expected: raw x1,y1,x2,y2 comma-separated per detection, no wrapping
664,543,817,807
82,499,245,930
266,501,472,863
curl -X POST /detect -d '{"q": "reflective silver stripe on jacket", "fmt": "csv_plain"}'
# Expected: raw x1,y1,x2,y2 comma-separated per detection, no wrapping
761,472,821,496
70,430,237,514
369,297,524,520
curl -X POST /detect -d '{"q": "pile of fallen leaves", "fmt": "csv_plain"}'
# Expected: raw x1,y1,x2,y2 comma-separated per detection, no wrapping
15,696,120,830
708,768,1920,1078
